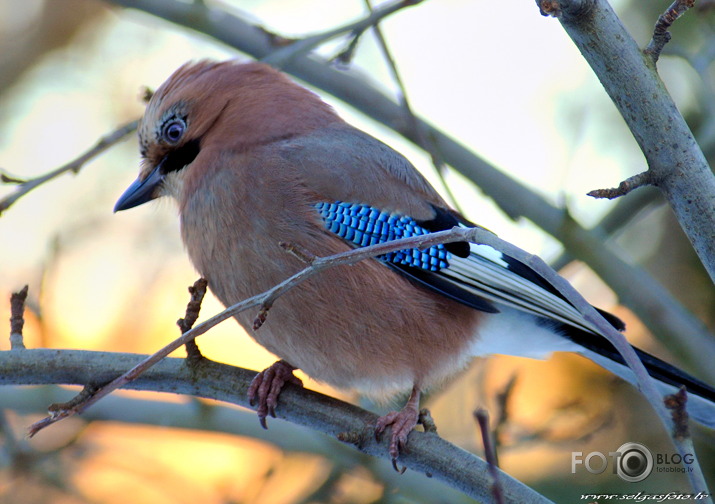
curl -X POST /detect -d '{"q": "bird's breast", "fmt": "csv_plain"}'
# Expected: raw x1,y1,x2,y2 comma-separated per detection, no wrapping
177,151,482,398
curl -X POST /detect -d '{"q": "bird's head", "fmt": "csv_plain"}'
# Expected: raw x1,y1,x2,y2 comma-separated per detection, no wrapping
114,60,338,212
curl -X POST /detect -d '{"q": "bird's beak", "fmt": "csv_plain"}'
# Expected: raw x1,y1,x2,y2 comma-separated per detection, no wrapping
113,162,165,212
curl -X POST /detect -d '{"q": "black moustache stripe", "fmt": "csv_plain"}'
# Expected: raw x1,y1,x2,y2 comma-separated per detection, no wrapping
160,138,201,174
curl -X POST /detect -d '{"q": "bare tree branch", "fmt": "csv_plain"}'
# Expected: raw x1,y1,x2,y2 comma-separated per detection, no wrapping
539,2,714,495
101,0,715,389
0,119,138,216
261,0,423,67
645,0,696,64
16,222,709,495
588,171,653,199
537,0,715,287
0,350,553,504
0,385,474,504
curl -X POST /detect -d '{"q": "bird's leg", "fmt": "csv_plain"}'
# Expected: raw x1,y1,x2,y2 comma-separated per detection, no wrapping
375,385,422,464
248,359,303,429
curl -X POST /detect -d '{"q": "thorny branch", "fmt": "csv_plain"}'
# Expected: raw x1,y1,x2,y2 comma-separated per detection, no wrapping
0,119,138,216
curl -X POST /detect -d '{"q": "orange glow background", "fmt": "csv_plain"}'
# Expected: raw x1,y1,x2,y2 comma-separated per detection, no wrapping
1,1,713,503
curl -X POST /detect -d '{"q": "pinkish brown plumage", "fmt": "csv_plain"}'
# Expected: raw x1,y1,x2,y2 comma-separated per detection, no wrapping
119,60,482,460
115,59,715,464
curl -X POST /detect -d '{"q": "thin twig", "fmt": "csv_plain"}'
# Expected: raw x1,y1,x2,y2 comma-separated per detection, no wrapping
0,119,139,216
9,285,28,350
331,30,363,68
104,0,715,379
5,352,553,503
261,0,423,67
27,227,486,436
645,0,696,65
0,173,26,184
587,171,652,199
20,221,711,496
474,408,504,504
29,384,100,435
362,0,460,210
26,224,681,449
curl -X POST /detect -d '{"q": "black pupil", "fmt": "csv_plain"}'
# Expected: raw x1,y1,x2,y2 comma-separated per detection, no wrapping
166,122,183,141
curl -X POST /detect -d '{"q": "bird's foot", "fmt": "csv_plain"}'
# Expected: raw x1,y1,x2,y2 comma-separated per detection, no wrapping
248,360,302,429
374,386,422,471
375,406,419,470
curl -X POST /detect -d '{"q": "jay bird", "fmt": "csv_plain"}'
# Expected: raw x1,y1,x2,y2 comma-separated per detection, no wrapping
115,60,715,461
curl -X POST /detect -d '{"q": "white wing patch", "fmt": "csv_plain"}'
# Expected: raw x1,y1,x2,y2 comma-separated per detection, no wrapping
469,243,508,267
443,240,601,335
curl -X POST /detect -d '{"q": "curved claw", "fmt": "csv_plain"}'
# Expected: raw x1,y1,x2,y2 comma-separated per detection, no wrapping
247,360,302,429
375,408,419,462
374,386,423,469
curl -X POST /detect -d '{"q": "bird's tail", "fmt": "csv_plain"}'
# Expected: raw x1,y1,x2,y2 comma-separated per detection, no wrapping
564,326,715,429
385,231,715,428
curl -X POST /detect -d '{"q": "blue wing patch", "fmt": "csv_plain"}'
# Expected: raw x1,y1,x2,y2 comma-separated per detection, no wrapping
314,201,450,271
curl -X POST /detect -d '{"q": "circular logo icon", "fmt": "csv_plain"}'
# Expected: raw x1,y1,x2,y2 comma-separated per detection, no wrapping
615,442,653,482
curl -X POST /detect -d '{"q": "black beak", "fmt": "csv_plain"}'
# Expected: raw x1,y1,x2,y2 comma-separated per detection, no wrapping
114,163,164,212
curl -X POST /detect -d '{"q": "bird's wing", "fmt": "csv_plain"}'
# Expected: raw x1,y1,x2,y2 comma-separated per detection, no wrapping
312,199,625,334
278,124,449,221
402,240,623,333
277,124,624,332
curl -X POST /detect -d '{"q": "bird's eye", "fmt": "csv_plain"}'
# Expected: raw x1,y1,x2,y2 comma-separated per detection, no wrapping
162,119,185,144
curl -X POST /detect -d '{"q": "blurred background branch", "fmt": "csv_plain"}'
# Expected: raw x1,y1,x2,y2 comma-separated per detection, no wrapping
0,349,552,504
548,0,715,284
98,0,715,383
0,385,473,502
0,119,138,215
1,0,714,503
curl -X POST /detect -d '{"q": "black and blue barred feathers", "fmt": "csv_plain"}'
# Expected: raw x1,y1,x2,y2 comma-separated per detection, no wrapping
314,201,450,271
